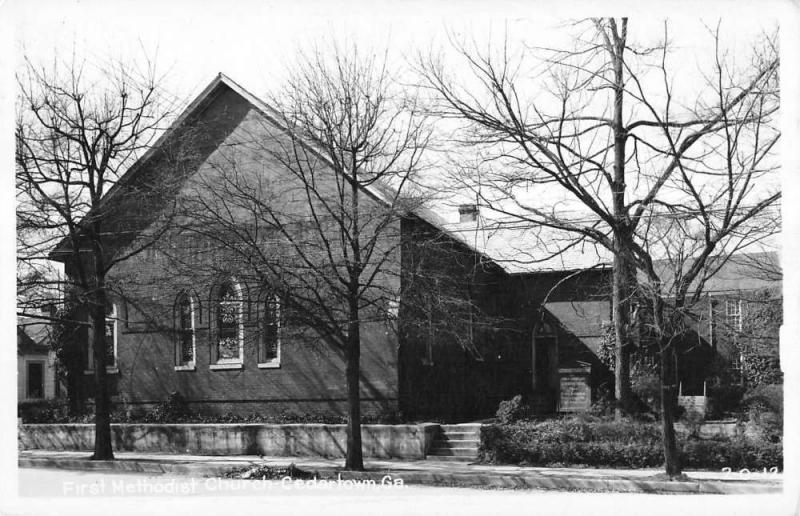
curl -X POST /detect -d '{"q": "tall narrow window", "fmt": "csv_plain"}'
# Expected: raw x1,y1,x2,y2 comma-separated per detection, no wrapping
726,299,743,332
175,293,196,370
27,361,44,399
214,280,243,366
731,352,745,385
259,292,281,368
85,304,117,373
104,304,118,369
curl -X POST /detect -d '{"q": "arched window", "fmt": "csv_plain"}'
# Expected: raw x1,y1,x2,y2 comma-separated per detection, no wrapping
213,279,243,367
259,291,281,368
175,293,196,370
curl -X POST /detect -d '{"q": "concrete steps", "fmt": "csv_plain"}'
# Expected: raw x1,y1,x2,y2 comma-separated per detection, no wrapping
426,424,481,462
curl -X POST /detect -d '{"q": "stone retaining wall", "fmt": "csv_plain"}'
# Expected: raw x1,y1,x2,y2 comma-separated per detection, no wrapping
19,423,440,459
674,419,746,438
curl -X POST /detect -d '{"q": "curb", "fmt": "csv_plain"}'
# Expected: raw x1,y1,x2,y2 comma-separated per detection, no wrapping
19,456,250,476
18,457,782,495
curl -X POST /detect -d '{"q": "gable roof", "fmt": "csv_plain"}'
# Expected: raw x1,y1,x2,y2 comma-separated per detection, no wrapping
651,250,781,296
48,73,508,270
445,221,613,274
17,316,53,355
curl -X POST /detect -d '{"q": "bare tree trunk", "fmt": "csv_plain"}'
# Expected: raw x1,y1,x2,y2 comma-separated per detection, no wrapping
16,54,174,461
660,341,681,477
651,291,681,477
610,19,633,419
66,376,81,415
62,331,85,416
90,234,114,460
612,253,632,418
344,296,364,471
66,359,85,416
90,291,114,460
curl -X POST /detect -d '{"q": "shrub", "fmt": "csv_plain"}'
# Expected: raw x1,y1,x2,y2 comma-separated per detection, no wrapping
142,391,191,423
743,384,783,414
17,399,94,423
18,399,70,423
682,438,782,470
679,409,706,438
707,384,747,419
273,411,347,424
631,373,662,413
743,384,783,442
222,463,317,480
496,395,529,424
17,398,405,425
480,417,783,470
587,386,615,418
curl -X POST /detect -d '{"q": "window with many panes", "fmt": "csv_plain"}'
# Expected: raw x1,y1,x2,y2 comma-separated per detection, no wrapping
175,293,196,370
214,280,243,366
725,299,743,332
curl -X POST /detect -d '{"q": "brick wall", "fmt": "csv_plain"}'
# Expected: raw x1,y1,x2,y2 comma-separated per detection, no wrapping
398,217,526,420
69,84,401,418
504,269,614,405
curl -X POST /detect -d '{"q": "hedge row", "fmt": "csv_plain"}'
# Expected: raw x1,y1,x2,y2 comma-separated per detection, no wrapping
480,419,783,470
17,398,400,425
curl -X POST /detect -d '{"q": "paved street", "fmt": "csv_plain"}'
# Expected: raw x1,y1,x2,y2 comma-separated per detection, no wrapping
17,449,785,491
18,449,785,481
10,468,796,516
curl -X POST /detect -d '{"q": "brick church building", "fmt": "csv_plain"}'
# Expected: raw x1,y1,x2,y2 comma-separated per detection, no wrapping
50,75,779,421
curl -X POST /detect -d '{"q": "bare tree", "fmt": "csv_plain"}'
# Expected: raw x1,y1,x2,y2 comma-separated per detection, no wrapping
419,18,779,477
16,55,177,459
164,45,431,470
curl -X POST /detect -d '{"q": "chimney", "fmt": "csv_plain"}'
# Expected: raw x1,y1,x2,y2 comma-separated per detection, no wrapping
458,204,479,223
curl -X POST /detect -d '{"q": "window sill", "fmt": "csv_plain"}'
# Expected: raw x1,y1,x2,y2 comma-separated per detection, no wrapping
174,364,196,372
257,361,280,369
210,362,243,371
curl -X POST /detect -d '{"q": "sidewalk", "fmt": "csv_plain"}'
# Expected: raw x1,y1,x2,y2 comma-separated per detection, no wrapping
18,450,782,495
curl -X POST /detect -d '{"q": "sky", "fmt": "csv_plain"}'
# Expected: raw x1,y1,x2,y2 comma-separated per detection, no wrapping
6,0,787,224
6,0,786,119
